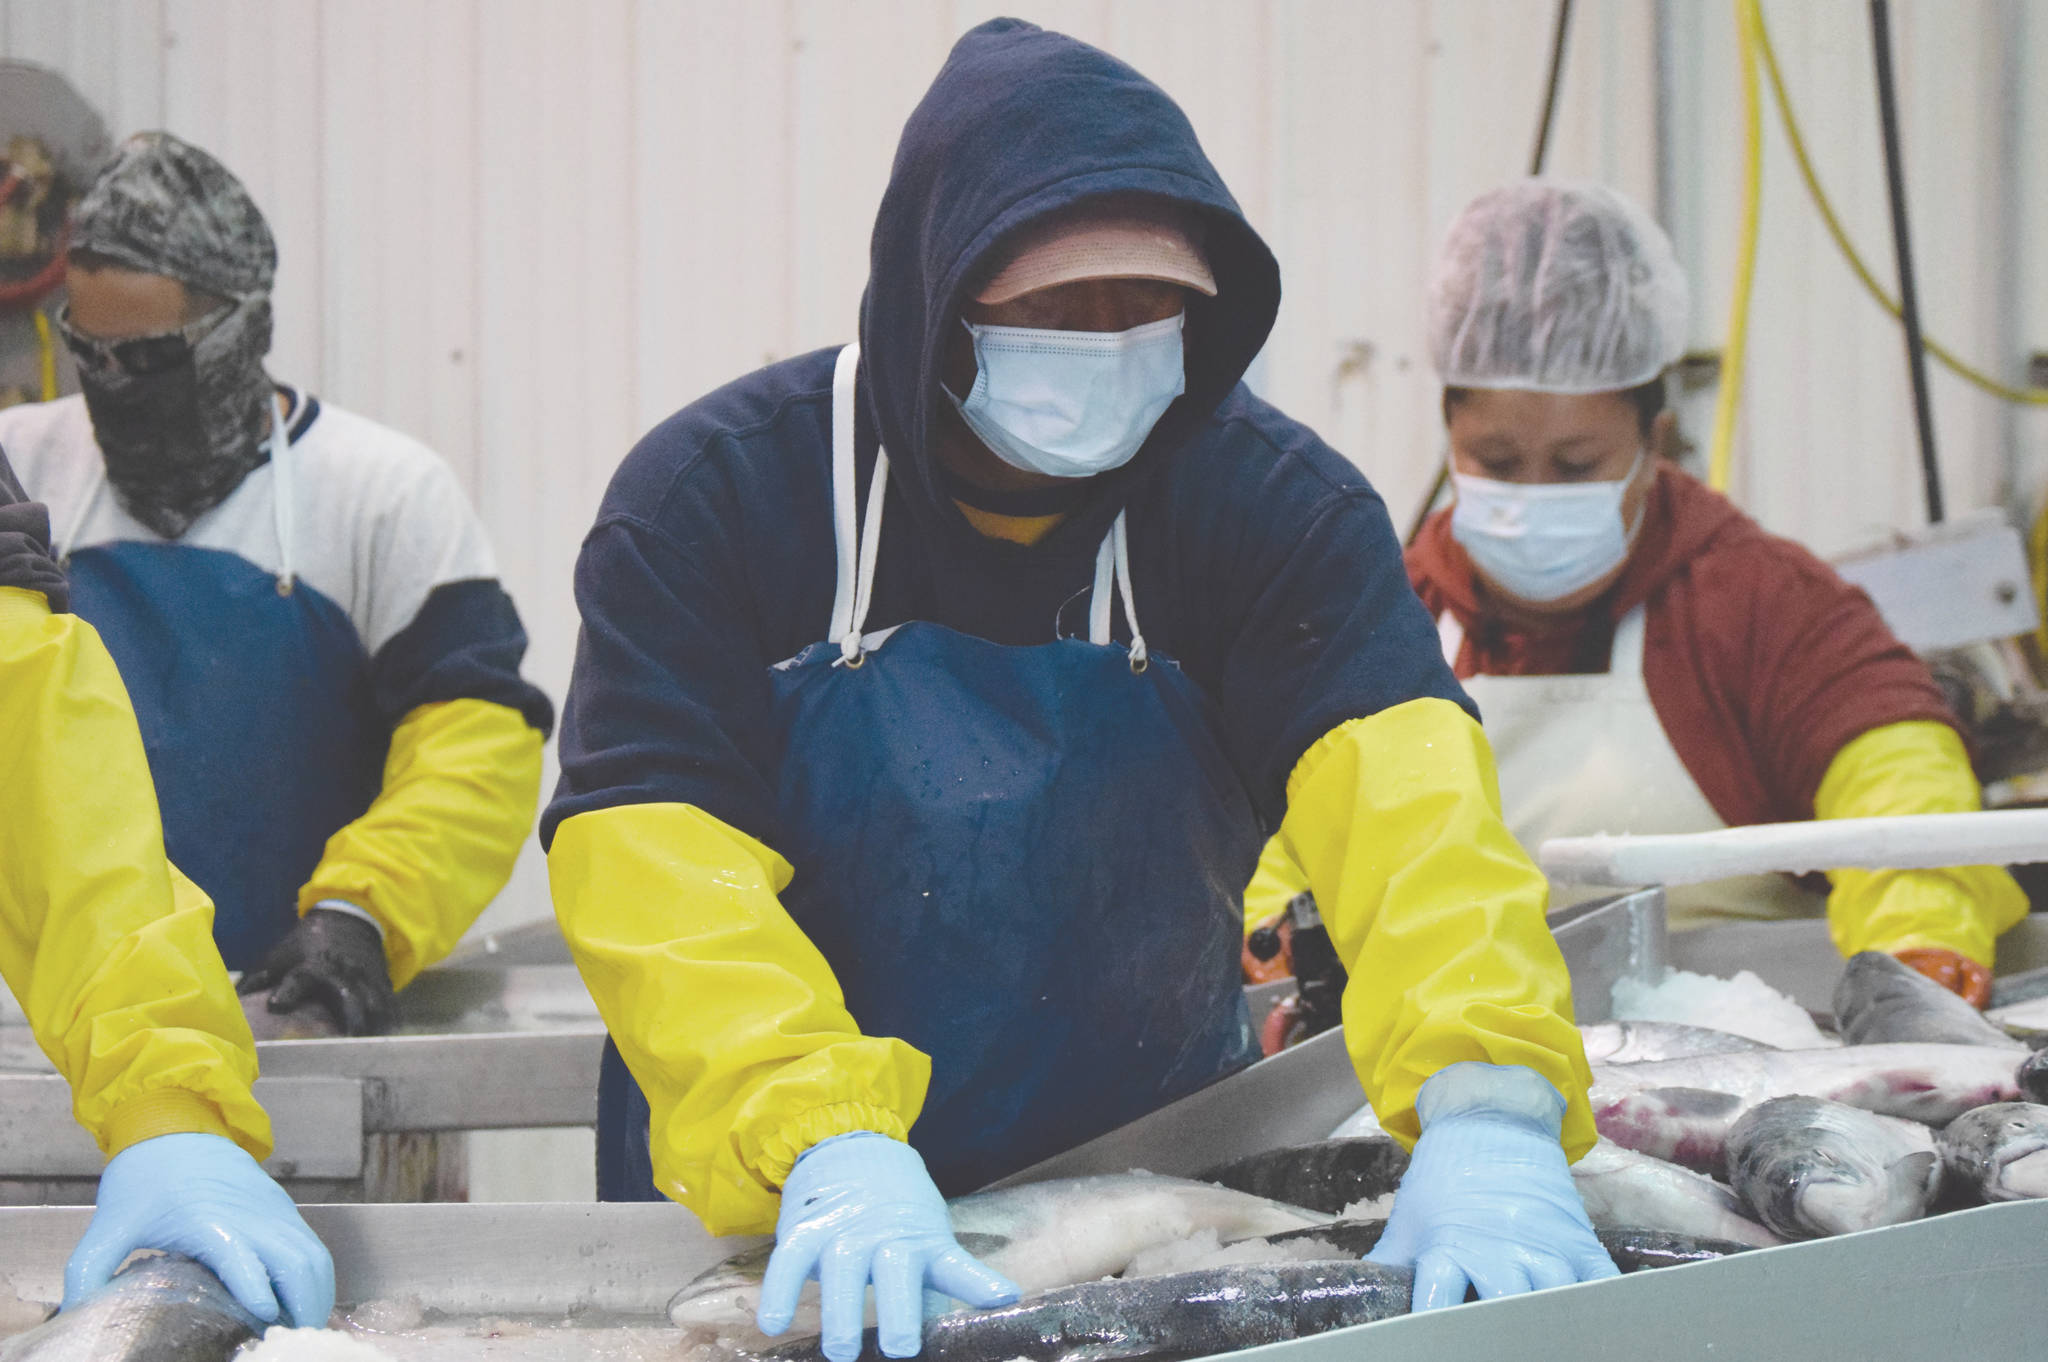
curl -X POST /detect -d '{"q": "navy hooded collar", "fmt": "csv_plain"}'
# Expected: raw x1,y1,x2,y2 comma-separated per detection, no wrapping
857,18,1282,568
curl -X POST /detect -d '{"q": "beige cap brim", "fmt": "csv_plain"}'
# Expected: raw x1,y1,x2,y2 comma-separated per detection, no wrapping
975,213,1217,306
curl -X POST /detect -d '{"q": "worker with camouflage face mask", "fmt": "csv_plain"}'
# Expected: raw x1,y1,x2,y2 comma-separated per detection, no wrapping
0,132,554,1036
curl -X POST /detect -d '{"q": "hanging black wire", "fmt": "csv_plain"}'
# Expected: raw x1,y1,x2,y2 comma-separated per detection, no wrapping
1869,0,1944,523
1404,0,1576,546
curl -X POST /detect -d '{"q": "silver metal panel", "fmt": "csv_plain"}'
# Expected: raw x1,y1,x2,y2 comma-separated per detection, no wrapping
0,1076,363,1180
986,1027,1365,1190
1832,513,2038,652
256,1030,605,1131
1547,887,1668,1023
0,1202,761,1318
1223,1198,2048,1362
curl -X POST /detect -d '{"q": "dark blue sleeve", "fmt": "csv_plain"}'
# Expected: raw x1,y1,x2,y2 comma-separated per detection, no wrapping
542,506,782,853
369,578,555,735
1190,410,1475,825
0,443,67,612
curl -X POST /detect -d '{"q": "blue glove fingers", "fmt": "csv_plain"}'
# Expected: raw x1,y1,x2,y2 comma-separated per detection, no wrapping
189,1234,284,1324
816,1241,876,1362
1409,1247,1471,1313
60,1219,129,1310
923,1245,1022,1310
870,1242,929,1358
756,1232,823,1336
1461,1253,1534,1303
1572,1243,1622,1282
247,1221,337,1327
1521,1253,1581,1295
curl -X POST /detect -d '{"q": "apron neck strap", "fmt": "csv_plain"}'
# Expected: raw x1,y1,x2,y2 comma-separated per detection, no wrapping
827,342,1144,668
1436,603,1648,679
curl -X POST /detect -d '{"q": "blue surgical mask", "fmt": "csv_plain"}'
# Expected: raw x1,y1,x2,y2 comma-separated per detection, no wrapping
1450,451,1645,603
945,313,1186,479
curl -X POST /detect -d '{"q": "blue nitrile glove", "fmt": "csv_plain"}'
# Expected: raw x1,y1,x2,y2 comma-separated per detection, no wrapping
64,1132,336,1326
756,1132,1020,1362
1366,1062,1619,1311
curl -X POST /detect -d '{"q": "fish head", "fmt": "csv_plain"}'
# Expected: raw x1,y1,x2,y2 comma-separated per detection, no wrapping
667,1243,775,1330
2018,1051,2048,1104
1947,1103,2048,1201
1794,1147,1938,1238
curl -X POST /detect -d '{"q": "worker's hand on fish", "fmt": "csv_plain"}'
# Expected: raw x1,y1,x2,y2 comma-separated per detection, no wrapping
63,1131,335,1327
757,1132,1021,1362
1892,947,1992,1009
1366,1062,1619,1310
236,905,396,1036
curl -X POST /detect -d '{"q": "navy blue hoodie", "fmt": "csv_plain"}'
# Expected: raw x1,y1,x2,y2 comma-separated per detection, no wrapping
545,19,1468,854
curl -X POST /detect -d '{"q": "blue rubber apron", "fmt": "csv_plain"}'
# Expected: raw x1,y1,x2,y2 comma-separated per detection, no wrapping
56,399,386,969
598,344,1262,1199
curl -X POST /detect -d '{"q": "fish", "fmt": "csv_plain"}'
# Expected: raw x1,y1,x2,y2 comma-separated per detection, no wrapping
1589,1043,2026,1172
667,1173,1328,1341
1196,1137,1408,1216
754,1260,1416,1362
1250,1219,1756,1274
1199,1135,1781,1249
1938,1103,2048,1203
1723,1096,1941,1239
1579,1020,1773,1064
1568,1140,1783,1249
0,1254,262,1362
1832,952,2024,1050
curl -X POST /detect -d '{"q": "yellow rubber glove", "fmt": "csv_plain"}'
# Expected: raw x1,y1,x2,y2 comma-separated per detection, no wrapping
549,802,931,1235
1817,720,2027,970
299,697,543,989
1276,697,1595,1160
0,586,271,1159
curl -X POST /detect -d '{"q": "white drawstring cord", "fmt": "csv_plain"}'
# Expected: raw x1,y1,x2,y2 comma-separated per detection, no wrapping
269,392,295,594
840,451,889,666
1112,512,1146,670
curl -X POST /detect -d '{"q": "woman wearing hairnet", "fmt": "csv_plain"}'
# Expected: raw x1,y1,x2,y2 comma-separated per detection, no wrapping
1256,179,2023,1006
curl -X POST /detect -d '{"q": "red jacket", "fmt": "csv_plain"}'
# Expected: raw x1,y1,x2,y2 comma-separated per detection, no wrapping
1406,464,1958,826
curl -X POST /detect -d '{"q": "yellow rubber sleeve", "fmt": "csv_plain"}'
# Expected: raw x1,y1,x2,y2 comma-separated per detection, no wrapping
549,802,931,1235
1278,699,1596,1160
0,586,271,1160
1816,720,2027,968
299,697,544,989
1243,834,1310,938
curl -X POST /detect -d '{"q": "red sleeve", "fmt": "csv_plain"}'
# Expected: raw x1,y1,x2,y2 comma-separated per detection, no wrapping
1650,533,1958,826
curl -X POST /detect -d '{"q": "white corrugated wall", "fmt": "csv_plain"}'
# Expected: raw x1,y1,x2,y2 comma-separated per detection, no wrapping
3,1,2042,937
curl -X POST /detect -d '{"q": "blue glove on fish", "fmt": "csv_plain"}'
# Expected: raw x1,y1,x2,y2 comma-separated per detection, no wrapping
64,1132,335,1326
1366,1062,1619,1311
757,1132,1020,1362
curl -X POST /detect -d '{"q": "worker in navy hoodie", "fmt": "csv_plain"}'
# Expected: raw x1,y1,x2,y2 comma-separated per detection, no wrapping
547,21,1615,1357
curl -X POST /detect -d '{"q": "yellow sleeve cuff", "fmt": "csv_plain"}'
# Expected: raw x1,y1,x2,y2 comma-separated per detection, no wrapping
101,1088,240,1158
1244,834,1310,938
1817,721,2028,967
753,1102,914,1189
0,584,53,627
1280,700,1595,1161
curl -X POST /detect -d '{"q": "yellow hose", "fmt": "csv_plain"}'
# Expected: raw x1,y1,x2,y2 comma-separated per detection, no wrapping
1707,0,1764,494
1755,5,2048,406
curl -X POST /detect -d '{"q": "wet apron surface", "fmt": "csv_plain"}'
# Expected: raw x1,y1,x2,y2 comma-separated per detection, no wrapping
56,401,386,969
1442,605,1820,929
598,344,1262,1199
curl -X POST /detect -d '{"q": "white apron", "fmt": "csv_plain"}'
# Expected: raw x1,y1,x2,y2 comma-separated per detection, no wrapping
1441,604,1822,928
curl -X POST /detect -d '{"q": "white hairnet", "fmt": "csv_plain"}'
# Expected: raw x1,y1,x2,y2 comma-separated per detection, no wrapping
1428,178,1688,394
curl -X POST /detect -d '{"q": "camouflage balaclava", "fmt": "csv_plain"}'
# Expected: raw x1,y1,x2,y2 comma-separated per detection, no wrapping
69,132,277,539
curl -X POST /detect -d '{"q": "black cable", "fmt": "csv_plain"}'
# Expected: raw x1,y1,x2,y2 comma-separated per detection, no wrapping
1405,0,1575,546
1869,0,1944,523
